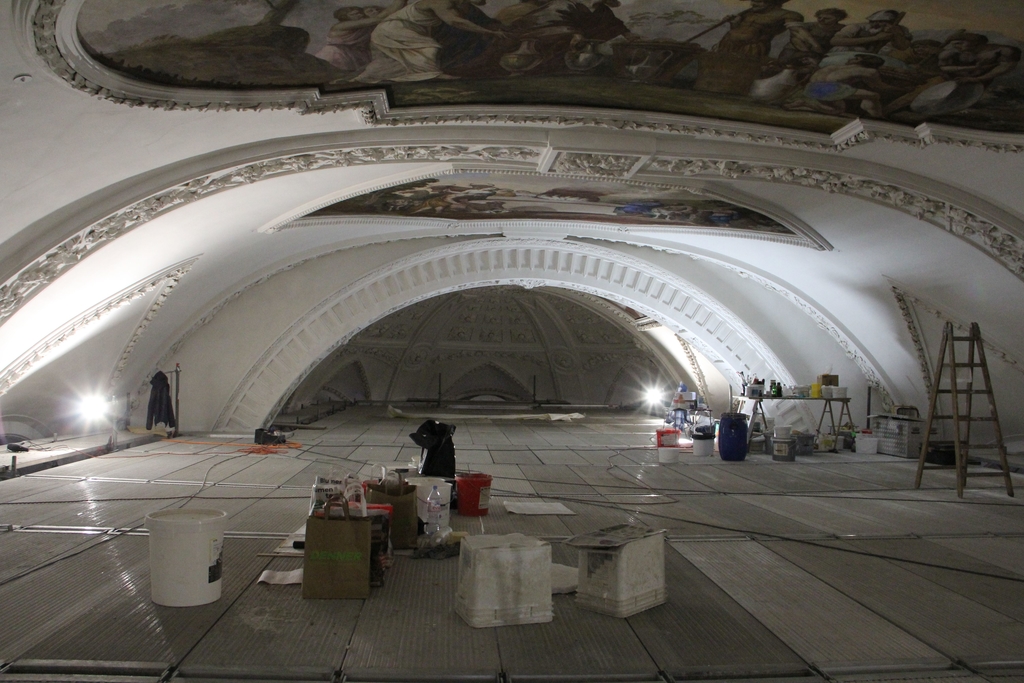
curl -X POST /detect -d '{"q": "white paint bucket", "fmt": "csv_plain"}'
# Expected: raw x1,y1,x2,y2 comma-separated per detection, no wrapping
774,425,792,438
406,477,452,526
692,435,715,457
658,447,679,464
146,508,228,607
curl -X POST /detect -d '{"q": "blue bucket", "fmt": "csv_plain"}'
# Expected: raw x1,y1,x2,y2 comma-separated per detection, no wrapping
718,413,748,461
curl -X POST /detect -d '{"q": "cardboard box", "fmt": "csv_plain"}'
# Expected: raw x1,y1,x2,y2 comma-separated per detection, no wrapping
816,374,839,386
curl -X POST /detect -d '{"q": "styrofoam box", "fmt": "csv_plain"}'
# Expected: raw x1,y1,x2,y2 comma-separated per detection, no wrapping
456,534,552,628
856,436,879,454
575,531,666,618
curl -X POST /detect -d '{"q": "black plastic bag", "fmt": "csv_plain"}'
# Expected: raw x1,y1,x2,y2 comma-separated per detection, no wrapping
410,419,456,478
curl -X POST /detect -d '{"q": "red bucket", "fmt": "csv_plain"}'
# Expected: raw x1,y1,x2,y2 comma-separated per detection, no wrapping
455,472,492,516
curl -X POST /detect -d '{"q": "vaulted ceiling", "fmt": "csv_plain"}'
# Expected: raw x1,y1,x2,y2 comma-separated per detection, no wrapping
2,0,1024,441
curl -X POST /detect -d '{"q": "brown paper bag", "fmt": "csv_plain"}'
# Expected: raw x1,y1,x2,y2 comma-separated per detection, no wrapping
302,498,371,599
366,475,418,549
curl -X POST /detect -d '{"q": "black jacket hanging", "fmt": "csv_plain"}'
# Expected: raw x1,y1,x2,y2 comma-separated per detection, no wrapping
147,370,176,429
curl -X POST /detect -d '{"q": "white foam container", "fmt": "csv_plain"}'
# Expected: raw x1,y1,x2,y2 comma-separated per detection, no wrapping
456,534,552,628
832,386,848,399
856,436,879,454
406,477,451,527
575,531,666,618
657,447,679,463
146,508,227,607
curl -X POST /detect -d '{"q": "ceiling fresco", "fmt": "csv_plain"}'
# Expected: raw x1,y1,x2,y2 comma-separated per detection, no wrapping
306,171,795,233
77,0,1024,133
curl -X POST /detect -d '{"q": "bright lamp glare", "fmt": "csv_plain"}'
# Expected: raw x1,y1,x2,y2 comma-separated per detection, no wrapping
644,388,662,404
79,395,108,421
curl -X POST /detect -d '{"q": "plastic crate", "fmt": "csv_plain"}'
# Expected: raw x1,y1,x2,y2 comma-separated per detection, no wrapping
868,415,926,458
573,529,666,618
455,534,552,628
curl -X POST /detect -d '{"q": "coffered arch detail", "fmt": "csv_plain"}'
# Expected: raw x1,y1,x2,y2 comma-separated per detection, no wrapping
213,238,846,431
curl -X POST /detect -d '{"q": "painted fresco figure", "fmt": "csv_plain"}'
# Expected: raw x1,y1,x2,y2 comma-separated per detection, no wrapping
355,0,504,83
881,40,948,116
713,0,803,59
791,54,890,117
828,10,912,55
317,2,406,75
938,32,1021,84
777,8,847,63
451,0,633,78
692,0,802,96
748,54,820,103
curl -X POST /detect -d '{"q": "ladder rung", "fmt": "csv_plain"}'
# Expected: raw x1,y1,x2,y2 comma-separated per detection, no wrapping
966,472,1011,478
936,389,990,394
921,465,956,470
931,416,995,421
950,336,977,341
951,362,985,368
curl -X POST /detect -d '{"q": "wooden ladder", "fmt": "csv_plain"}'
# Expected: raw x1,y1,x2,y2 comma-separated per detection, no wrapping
915,322,1014,498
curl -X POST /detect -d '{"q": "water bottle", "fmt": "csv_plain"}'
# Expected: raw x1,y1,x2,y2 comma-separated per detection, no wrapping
425,485,442,536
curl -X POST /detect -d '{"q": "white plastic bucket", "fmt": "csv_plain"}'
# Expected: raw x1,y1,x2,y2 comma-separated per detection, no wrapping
146,508,228,607
832,386,848,399
658,447,679,464
692,436,714,457
774,425,792,438
406,477,452,527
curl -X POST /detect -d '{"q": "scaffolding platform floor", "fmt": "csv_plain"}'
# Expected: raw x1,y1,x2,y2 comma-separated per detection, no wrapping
2,407,1024,682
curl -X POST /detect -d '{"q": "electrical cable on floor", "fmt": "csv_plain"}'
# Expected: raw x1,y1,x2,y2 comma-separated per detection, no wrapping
482,486,1024,585
4,431,1021,588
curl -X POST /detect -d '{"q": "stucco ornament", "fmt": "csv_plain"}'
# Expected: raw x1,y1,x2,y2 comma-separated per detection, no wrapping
890,283,1024,391
553,153,642,177
0,260,193,396
652,158,1024,281
0,144,540,328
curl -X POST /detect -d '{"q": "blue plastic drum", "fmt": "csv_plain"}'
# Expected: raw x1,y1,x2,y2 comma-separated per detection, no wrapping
718,413,748,461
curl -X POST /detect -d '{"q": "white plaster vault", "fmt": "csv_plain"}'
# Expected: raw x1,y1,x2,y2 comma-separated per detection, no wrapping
4,0,1024,439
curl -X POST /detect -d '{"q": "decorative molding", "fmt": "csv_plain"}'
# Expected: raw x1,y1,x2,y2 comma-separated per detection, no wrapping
916,124,1024,155
890,286,934,394
832,120,1024,154
291,215,814,248
108,258,197,390
635,317,662,331
339,346,401,365
0,144,540,329
649,157,1024,281
213,238,795,429
0,264,192,396
580,351,651,372
890,282,1024,379
376,110,840,150
677,337,711,406
552,153,642,177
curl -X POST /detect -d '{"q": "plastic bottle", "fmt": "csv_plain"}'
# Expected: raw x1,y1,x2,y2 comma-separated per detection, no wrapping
425,485,442,536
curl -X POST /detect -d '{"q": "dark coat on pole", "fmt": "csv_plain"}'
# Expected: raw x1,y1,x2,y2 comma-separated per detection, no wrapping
147,371,176,429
